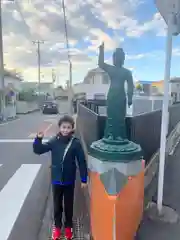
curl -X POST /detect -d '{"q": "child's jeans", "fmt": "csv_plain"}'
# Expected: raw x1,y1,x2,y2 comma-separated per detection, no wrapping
52,184,74,228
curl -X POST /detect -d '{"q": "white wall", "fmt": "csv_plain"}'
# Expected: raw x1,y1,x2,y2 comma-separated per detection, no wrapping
16,101,38,114
73,83,110,99
170,82,180,102
171,82,180,93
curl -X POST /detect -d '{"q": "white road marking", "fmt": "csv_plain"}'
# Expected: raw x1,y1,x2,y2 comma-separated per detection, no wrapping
28,123,53,138
0,164,2,168
0,164,41,240
0,139,50,143
44,119,58,123
44,123,53,134
28,133,37,138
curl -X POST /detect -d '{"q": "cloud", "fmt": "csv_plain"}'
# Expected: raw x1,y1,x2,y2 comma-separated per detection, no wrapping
172,48,180,56
118,12,167,38
1,0,171,85
88,28,124,51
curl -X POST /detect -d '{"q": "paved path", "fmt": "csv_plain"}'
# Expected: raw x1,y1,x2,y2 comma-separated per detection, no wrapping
137,144,180,239
0,112,62,240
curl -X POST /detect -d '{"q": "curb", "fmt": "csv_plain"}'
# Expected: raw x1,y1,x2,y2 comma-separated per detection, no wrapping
38,183,53,240
0,116,19,124
17,109,40,115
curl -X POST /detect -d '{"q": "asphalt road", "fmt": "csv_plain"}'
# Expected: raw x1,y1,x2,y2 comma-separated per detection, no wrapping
0,112,62,240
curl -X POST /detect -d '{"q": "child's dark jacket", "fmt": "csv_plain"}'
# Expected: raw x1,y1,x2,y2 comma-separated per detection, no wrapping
33,134,88,185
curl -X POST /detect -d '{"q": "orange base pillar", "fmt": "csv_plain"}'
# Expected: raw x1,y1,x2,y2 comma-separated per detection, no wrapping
88,157,144,240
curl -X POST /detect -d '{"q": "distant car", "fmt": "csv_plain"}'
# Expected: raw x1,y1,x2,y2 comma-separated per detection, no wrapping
42,101,58,114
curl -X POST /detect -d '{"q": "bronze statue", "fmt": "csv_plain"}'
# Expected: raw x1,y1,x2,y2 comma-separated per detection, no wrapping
98,42,134,141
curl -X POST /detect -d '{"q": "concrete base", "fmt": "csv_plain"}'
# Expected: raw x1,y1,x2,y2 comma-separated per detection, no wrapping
146,202,179,223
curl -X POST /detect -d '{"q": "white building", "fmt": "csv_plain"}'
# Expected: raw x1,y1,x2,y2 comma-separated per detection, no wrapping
170,78,180,103
0,70,22,120
73,67,110,100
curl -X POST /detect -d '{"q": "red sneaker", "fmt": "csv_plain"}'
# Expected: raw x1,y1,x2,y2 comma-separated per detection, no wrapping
52,227,61,240
65,227,73,239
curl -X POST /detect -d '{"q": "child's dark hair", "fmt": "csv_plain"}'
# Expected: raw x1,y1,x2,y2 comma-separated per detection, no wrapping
58,115,75,129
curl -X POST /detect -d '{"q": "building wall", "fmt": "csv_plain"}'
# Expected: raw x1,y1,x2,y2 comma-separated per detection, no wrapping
171,81,180,102
74,67,110,100
0,76,22,119
151,80,164,93
73,83,110,99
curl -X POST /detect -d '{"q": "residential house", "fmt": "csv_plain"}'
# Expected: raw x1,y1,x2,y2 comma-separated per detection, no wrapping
54,86,68,99
73,67,110,100
0,69,23,120
170,77,180,103
151,80,164,94
137,80,164,95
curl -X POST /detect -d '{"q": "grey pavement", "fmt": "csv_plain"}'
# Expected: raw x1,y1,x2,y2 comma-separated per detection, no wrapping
0,112,60,139
137,143,180,240
0,111,63,240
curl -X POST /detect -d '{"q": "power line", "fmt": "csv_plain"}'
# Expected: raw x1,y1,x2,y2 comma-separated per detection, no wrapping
62,0,71,64
32,40,44,96
62,0,73,114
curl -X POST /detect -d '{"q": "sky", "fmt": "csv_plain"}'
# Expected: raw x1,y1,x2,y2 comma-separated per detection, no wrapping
2,0,180,86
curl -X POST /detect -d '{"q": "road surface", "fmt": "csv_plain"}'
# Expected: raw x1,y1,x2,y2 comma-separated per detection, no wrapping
0,112,62,240
137,143,180,239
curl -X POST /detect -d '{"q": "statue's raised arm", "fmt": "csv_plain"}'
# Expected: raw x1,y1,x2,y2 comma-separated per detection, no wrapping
98,42,111,73
98,42,104,68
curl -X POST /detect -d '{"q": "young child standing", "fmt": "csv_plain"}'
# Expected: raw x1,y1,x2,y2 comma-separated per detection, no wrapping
33,115,88,240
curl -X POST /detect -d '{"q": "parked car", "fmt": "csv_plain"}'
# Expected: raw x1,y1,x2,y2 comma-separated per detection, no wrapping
42,101,58,114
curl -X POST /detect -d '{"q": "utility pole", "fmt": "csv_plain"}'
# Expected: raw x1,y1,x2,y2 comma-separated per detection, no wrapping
0,0,5,121
62,0,73,115
32,40,44,97
52,68,56,99
69,61,73,115
52,68,56,84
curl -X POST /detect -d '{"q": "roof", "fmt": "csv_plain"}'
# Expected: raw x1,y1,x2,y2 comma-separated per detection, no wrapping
138,80,164,85
4,69,22,81
83,67,109,83
138,80,154,85
170,77,180,83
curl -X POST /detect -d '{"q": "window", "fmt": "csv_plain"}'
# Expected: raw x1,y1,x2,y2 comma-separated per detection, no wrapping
102,74,109,84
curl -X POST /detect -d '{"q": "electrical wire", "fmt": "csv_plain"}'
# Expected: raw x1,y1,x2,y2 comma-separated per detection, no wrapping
62,0,71,65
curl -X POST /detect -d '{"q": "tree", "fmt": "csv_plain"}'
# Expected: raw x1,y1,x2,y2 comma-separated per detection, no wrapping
136,83,143,91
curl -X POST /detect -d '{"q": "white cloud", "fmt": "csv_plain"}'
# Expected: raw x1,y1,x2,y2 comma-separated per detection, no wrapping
88,28,124,51
172,48,180,56
119,13,167,38
0,0,170,85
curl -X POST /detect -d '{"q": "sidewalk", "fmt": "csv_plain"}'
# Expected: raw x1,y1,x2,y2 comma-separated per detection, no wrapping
0,115,18,124
137,144,180,240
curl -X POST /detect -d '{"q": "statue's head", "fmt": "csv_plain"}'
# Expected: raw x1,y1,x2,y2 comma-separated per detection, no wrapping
113,48,125,67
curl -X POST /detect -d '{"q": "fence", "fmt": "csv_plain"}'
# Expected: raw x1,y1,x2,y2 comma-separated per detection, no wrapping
77,100,180,163
73,100,180,239
74,96,172,116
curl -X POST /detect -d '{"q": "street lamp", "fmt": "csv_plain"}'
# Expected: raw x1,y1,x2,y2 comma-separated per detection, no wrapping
155,0,180,215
